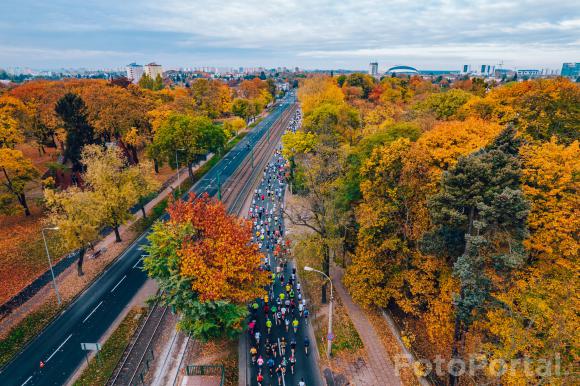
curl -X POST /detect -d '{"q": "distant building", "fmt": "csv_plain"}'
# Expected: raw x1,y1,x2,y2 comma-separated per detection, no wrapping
385,65,419,75
144,63,163,79
126,63,143,83
516,69,540,78
463,64,469,73
561,62,580,78
369,62,378,77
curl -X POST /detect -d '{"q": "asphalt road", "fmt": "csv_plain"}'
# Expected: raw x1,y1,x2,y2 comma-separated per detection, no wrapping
0,93,296,386
245,148,320,386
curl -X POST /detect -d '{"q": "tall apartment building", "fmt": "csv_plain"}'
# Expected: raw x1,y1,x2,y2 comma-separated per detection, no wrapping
126,63,144,83
369,62,378,77
144,63,163,79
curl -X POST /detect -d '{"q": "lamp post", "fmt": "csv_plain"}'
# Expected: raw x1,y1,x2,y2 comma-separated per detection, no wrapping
175,148,186,196
304,266,333,358
42,227,62,305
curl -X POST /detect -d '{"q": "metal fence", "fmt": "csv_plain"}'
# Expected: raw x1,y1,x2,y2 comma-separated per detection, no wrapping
184,364,225,386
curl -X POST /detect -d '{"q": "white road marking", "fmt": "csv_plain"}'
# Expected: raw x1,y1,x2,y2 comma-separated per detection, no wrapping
110,275,127,293
82,301,103,323
133,256,143,268
46,334,72,362
21,375,33,386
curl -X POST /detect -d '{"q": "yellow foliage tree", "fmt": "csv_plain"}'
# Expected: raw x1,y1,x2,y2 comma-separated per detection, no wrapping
297,76,345,116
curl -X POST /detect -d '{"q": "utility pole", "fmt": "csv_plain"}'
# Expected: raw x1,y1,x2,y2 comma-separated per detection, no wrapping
42,227,62,305
304,266,334,358
175,148,185,196
217,172,222,201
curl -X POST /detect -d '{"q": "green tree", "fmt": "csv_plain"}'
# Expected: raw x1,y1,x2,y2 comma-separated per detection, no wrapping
232,98,251,121
138,74,155,90
55,93,96,172
149,113,224,178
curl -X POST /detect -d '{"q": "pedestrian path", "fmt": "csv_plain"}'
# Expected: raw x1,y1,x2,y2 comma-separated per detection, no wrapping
330,265,402,386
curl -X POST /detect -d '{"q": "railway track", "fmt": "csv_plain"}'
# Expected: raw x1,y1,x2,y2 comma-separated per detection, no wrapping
108,301,171,386
223,103,298,213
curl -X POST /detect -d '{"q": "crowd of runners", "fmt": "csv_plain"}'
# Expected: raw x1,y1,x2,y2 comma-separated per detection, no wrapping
246,110,311,386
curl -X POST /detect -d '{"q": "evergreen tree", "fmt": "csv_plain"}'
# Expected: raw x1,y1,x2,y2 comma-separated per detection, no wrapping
423,126,529,385
55,93,96,172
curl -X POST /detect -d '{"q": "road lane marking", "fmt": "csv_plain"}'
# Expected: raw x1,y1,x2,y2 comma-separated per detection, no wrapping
21,376,33,386
46,334,72,362
82,301,103,323
133,256,144,269
110,275,127,293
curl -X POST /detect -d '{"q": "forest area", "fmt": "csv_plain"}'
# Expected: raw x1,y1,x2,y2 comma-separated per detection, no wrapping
0,75,277,303
284,74,578,385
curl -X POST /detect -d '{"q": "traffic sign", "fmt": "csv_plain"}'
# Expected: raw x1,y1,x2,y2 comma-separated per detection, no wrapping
81,342,101,351
327,333,334,341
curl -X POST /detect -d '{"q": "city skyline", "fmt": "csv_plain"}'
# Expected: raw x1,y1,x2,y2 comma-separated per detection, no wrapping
1,0,579,70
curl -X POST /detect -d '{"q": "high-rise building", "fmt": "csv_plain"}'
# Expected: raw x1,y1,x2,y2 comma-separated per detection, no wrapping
126,63,143,83
561,63,580,78
369,62,379,76
144,63,163,79
462,64,469,73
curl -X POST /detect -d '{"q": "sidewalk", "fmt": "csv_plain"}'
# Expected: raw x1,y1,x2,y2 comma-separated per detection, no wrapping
330,265,402,386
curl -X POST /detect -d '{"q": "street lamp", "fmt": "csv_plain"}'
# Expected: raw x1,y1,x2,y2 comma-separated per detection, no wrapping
42,227,62,305
304,266,333,358
175,148,186,196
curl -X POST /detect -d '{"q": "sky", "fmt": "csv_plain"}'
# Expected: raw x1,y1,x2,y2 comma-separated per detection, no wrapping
1,0,579,71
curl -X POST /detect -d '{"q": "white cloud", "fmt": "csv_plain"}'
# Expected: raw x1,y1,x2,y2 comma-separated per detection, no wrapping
0,0,579,68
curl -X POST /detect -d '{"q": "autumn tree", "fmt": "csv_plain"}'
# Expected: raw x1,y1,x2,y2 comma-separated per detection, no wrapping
232,98,251,121
0,96,26,148
189,78,232,118
44,187,103,276
127,160,161,219
81,144,139,242
416,88,473,120
223,116,246,136
143,194,269,340
0,148,39,216
55,93,97,171
424,126,529,385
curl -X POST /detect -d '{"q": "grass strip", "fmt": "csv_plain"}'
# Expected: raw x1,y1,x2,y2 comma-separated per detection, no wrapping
0,300,62,368
73,308,145,386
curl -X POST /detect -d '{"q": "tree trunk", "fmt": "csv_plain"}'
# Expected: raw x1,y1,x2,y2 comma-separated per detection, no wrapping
141,204,147,219
114,226,122,242
77,247,86,276
188,162,194,180
449,297,464,386
18,193,31,216
130,145,139,164
153,158,159,174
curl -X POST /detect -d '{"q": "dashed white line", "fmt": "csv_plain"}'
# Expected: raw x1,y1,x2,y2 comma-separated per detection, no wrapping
133,256,144,269
110,275,127,293
82,301,103,323
46,334,72,362
21,375,33,386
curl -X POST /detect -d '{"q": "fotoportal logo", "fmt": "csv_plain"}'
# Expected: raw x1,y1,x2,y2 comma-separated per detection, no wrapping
394,354,563,378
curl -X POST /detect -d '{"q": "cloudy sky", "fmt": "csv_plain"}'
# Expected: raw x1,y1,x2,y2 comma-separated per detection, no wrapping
1,0,579,71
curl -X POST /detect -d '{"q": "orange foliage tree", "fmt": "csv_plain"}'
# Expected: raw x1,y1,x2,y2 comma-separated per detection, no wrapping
144,194,269,340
